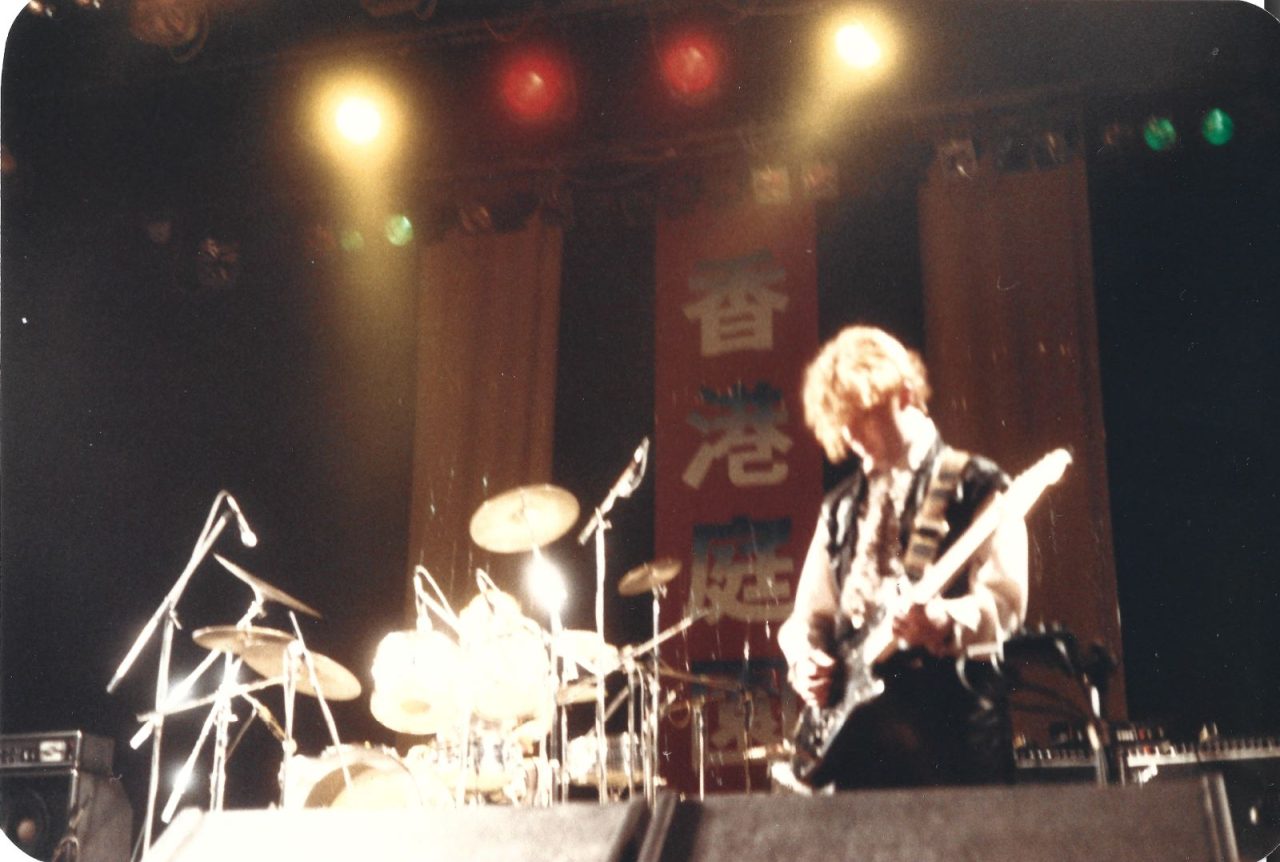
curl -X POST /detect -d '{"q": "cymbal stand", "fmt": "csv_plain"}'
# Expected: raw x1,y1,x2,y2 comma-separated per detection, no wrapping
159,657,243,824
645,581,665,803
106,492,238,852
286,611,351,790
528,544,569,805
692,694,707,800
158,591,268,822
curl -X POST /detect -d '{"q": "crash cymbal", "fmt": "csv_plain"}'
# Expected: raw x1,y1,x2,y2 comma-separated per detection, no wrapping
193,625,295,655
240,644,363,701
554,630,620,676
213,554,323,619
618,558,682,596
468,485,579,554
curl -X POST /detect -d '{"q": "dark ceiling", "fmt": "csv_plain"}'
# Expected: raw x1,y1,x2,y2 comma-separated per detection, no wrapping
6,0,1277,190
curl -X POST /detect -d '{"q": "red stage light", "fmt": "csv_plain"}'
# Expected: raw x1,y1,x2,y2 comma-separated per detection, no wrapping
499,51,573,124
659,31,723,104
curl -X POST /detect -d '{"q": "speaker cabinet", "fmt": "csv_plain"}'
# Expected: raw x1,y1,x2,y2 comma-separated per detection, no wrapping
643,777,1239,862
147,798,649,862
0,770,133,862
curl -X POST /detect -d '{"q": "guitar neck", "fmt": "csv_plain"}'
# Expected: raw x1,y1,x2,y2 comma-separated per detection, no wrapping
862,448,1071,666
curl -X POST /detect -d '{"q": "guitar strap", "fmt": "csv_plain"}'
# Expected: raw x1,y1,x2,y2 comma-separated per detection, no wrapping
902,445,970,581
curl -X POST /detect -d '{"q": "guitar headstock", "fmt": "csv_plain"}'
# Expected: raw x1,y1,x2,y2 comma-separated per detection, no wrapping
1006,448,1073,509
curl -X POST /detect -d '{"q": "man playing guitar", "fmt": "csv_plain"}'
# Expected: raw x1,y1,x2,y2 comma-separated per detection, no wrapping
778,325,1029,790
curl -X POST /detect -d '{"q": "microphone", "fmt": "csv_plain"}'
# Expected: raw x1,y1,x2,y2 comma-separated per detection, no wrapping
224,494,258,548
616,436,651,499
576,437,651,545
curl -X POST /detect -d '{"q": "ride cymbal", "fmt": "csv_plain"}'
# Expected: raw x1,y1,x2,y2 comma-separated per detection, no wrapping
469,484,579,553
193,625,295,655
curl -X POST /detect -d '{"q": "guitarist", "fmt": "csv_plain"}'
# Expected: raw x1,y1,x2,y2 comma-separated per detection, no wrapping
778,326,1028,789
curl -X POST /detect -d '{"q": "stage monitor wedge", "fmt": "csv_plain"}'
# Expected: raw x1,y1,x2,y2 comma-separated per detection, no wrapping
146,798,649,862
644,776,1239,862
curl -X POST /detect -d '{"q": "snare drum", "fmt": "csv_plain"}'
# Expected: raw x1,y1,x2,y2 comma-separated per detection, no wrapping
566,732,643,790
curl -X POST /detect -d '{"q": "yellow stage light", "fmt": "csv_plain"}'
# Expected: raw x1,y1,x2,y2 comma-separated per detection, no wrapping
335,96,383,145
834,22,883,70
307,70,406,169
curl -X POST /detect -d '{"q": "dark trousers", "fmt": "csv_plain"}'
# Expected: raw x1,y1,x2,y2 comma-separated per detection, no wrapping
829,653,1013,791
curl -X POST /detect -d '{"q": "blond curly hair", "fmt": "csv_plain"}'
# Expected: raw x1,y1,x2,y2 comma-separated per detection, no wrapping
802,326,931,462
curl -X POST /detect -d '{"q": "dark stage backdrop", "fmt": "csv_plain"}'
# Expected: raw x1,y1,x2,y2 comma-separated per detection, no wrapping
2,1,1279,845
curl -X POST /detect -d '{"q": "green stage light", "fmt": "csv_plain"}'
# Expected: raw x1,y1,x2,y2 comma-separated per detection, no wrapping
1142,116,1178,152
384,214,414,247
340,229,365,252
1201,108,1235,146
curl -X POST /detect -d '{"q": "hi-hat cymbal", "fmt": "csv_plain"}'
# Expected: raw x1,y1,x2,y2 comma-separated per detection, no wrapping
469,485,579,554
193,625,295,655
213,554,323,619
240,644,363,701
618,558,682,596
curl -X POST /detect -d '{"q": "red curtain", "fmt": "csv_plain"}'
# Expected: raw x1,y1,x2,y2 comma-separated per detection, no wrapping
406,217,564,611
919,152,1126,723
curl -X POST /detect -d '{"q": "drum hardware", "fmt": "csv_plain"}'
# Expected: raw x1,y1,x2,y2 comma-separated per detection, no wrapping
468,485,584,803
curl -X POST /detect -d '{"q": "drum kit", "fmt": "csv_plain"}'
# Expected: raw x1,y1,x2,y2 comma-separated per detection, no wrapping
108,482,738,848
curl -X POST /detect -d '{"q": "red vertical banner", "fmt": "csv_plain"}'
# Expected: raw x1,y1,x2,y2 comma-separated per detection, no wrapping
654,195,821,792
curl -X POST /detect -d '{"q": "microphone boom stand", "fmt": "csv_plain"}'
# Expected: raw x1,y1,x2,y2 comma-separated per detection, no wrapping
107,501,233,852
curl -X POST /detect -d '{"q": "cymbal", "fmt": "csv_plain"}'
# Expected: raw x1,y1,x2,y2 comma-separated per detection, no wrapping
468,484,579,553
554,630,620,676
193,625,295,655
213,554,323,619
618,558,682,596
240,643,363,701
657,663,744,692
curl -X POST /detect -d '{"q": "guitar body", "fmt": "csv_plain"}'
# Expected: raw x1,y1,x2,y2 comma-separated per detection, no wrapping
789,626,886,787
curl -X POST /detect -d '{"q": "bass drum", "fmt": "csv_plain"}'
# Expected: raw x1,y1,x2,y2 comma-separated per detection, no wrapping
284,744,450,810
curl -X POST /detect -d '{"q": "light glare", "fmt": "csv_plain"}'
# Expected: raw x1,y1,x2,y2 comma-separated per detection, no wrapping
335,96,383,145
528,557,567,615
835,22,883,69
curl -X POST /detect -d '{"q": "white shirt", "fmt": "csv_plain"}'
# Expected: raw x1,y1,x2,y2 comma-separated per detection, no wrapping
777,423,1028,666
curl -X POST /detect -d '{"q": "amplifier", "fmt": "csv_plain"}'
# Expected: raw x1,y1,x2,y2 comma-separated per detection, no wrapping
0,731,114,776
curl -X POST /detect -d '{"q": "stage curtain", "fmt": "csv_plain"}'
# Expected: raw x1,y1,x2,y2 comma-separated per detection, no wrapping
406,216,563,613
918,154,1126,720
